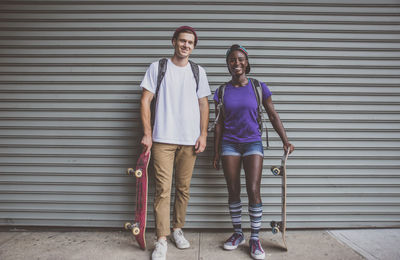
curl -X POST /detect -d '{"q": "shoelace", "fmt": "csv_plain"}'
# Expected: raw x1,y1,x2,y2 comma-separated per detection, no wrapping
227,233,242,243
175,230,186,243
154,241,166,255
250,240,264,254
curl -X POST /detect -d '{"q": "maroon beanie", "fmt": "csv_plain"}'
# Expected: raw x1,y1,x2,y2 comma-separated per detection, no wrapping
172,26,198,46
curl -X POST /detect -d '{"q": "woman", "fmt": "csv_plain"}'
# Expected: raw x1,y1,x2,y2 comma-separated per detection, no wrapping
213,44,294,260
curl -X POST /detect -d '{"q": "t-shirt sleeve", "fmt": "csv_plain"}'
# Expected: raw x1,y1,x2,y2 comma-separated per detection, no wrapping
140,61,158,94
261,82,272,101
197,66,212,98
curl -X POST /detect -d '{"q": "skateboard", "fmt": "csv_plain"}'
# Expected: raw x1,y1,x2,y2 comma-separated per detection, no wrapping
270,150,289,251
124,151,151,250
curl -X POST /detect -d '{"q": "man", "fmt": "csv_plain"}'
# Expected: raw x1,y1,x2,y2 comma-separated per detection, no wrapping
140,26,211,260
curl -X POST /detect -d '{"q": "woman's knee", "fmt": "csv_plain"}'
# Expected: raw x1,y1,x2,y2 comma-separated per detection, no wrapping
227,185,241,200
247,184,261,202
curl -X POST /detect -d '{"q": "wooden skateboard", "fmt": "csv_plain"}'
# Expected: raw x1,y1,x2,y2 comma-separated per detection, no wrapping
124,151,151,250
270,150,289,251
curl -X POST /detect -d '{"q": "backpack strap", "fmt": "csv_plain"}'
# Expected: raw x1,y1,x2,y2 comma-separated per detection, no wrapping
217,83,227,121
156,58,168,99
249,78,263,132
150,58,168,127
156,58,199,95
249,78,269,148
189,60,200,92
208,83,227,132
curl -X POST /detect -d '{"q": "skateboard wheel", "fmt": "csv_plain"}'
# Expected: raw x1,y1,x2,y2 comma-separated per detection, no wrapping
132,227,140,235
272,227,279,234
126,168,134,175
135,169,143,178
124,222,131,230
271,166,281,176
270,221,280,234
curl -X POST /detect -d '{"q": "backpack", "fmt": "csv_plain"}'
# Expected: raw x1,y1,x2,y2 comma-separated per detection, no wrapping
209,78,269,148
150,58,200,126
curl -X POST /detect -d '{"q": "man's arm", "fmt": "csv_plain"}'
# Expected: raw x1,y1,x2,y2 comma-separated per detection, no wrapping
141,88,154,155
195,96,209,154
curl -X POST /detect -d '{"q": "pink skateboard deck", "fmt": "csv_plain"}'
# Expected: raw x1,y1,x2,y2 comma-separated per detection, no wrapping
124,151,151,250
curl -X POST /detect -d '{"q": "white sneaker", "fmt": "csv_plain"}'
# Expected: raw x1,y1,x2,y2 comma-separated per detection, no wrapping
172,229,190,249
152,239,167,260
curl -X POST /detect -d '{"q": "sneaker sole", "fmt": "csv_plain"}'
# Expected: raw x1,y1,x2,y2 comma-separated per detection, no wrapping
171,237,190,249
223,239,245,250
251,253,266,260
176,244,190,249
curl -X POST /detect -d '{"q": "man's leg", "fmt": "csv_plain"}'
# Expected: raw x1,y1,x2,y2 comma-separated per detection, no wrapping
172,145,197,229
152,142,177,238
169,145,196,249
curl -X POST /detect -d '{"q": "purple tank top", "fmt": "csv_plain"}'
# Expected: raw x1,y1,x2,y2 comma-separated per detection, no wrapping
213,79,272,143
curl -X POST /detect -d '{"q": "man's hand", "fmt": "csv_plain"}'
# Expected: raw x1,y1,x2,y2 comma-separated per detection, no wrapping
194,135,207,154
141,134,152,155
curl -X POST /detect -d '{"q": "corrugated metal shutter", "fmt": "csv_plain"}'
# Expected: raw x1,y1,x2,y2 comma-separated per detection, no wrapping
0,0,399,229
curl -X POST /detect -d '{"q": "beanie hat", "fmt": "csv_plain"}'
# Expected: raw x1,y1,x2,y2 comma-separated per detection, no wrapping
172,26,198,46
226,44,251,74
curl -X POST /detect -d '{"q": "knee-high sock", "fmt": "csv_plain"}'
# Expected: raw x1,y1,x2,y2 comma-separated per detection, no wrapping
229,201,242,234
249,203,263,240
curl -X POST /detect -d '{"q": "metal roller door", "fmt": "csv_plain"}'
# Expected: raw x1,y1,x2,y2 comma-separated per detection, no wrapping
0,0,399,229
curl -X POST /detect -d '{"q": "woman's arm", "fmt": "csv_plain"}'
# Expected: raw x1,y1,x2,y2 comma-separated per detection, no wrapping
263,96,294,154
213,101,223,169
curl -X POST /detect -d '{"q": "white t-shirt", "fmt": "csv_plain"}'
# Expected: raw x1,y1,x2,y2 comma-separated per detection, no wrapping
140,59,211,145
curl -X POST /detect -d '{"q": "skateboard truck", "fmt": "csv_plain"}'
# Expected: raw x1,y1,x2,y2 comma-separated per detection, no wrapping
271,166,284,176
126,168,143,178
270,221,283,234
124,222,140,235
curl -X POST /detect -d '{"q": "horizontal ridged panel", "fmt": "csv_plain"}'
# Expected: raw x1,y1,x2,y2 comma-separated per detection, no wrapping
0,0,399,229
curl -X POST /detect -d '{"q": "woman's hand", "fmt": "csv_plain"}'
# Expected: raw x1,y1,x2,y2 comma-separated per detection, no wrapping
213,153,221,170
284,142,295,155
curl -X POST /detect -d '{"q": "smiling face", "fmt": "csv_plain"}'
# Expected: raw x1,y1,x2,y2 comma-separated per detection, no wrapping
172,32,195,59
227,50,249,76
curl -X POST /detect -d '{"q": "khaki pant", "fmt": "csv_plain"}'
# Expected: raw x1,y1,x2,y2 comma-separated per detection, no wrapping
152,142,197,237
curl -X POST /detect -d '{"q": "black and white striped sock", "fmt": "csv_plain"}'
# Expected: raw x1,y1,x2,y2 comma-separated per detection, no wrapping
229,201,242,234
249,203,263,240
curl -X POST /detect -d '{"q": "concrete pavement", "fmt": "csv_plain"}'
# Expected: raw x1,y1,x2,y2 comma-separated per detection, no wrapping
329,229,400,260
0,228,398,260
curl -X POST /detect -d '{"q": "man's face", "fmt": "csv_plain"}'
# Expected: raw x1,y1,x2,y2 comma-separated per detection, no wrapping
172,32,195,59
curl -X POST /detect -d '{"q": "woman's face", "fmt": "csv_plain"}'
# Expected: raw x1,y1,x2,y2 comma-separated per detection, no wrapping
228,50,248,76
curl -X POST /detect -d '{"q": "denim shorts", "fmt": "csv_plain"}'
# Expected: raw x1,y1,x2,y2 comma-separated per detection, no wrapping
221,140,264,157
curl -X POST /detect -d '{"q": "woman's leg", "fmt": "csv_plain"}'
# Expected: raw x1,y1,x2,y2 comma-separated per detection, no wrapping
243,155,263,205
222,155,245,249
222,155,242,203
244,155,263,239
222,155,243,232
243,154,265,258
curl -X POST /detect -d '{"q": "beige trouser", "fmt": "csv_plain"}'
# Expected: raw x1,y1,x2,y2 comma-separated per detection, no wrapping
152,142,197,237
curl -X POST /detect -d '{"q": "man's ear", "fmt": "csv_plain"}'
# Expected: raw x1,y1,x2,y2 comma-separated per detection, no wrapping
172,38,176,48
